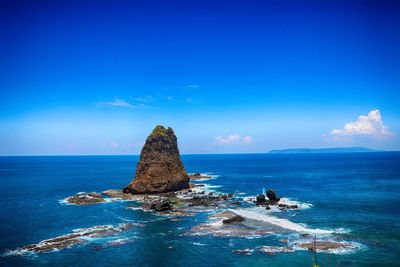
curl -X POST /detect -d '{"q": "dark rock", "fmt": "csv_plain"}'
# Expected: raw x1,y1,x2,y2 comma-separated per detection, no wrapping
256,194,266,204
265,206,271,210
123,125,190,194
220,194,228,200
267,189,280,201
232,201,241,205
153,199,172,212
227,193,234,198
222,215,245,224
188,196,217,206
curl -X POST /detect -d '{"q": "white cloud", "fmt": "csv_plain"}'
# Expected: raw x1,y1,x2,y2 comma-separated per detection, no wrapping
98,98,152,109
186,98,195,104
215,134,252,145
329,109,393,139
98,98,134,108
185,85,199,89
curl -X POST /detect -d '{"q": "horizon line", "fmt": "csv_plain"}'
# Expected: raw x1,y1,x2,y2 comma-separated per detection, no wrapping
1,151,399,157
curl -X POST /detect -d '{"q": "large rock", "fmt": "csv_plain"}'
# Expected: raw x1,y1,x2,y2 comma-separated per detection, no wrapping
123,125,190,194
256,194,266,204
267,189,280,201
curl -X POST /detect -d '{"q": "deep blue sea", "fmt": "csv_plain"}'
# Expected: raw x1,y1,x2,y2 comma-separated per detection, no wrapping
1,153,400,266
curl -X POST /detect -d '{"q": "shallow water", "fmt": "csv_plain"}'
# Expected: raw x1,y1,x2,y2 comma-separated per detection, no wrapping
1,153,400,266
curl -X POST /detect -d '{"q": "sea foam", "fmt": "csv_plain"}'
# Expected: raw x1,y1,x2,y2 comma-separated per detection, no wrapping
230,208,335,235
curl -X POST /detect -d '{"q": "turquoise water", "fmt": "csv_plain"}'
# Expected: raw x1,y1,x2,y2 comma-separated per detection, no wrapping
1,153,400,266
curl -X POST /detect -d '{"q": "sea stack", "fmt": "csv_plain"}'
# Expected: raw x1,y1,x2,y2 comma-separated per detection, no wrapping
123,125,190,194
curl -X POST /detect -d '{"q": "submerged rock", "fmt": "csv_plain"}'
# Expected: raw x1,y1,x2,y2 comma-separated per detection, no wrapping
298,241,355,251
258,246,294,255
232,249,253,256
123,125,190,194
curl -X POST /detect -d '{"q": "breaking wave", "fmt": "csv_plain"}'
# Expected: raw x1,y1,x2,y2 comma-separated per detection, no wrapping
230,208,337,235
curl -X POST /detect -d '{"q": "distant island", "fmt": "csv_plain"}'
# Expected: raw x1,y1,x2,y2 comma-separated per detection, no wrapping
269,147,376,154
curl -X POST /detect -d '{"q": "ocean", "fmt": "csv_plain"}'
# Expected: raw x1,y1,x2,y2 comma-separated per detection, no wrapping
1,153,399,266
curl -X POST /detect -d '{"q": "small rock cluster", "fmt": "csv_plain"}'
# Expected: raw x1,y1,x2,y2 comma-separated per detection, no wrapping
255,189,298,210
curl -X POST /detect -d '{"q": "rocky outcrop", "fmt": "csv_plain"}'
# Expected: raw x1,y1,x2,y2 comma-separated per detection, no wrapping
67,192,105,205
190,173,212,180
267,189,280,201
123,125,190,194
256,194,266,204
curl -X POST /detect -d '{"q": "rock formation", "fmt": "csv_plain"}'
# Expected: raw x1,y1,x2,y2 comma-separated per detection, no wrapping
266,189,280,201
256,194,266,204
123,125,190,194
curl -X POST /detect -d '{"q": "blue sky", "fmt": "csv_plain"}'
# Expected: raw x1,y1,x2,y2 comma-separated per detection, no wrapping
0,0,399,155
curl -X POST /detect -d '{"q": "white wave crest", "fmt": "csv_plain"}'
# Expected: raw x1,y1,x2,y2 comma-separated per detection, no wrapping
230,208,335,235
291,240,363,254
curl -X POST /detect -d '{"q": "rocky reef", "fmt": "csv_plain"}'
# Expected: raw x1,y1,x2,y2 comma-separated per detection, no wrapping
123,125,190,194
5,223,142,255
